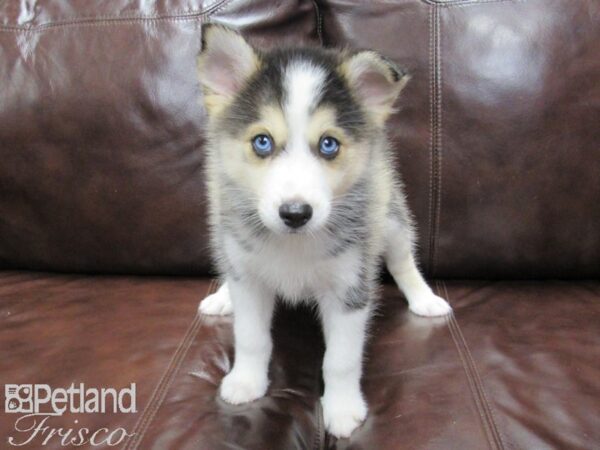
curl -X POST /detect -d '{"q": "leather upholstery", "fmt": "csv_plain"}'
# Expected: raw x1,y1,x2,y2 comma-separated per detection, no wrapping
1,0,598,277
0,1,599,449
1,273,599,449
321,0,600,278
0,0,320,275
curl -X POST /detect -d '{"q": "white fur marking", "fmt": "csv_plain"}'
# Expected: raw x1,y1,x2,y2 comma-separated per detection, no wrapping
319,299,370,437
283,62,326,140
257,62,331,234
385,218,452,317
219,279,275,404
198,282,232,316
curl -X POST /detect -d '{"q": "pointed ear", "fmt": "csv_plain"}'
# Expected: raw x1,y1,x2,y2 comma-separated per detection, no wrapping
340,51,409,123
197,25,260,114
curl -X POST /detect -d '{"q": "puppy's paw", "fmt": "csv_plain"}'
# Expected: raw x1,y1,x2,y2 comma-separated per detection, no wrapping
199,284,232,316
220,369,268,405
321,392,367,438
409,292,452,317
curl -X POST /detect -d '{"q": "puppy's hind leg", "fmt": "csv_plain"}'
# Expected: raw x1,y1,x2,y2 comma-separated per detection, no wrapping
199,282,233,316
384,217,451,317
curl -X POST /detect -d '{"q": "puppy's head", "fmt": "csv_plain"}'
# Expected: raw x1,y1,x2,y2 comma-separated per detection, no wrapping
197,25,408,234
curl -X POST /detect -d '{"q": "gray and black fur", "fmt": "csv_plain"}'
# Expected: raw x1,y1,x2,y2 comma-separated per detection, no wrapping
197,25,451,439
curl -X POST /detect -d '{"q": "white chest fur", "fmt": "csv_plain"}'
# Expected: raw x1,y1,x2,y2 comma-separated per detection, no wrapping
224,234,362,301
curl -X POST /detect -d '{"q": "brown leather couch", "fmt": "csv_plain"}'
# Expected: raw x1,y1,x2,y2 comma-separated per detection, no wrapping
1,1,598,449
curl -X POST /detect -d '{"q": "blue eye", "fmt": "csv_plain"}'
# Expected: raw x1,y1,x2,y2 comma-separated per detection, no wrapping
319,136,340,159
252,134,273,157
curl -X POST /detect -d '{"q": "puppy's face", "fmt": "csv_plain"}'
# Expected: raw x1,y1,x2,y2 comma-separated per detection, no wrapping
197,26,408,234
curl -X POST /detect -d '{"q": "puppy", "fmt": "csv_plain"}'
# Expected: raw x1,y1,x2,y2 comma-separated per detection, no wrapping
196,25,451,438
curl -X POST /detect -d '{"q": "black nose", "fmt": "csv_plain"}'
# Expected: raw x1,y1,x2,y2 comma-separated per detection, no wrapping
279,202,313,229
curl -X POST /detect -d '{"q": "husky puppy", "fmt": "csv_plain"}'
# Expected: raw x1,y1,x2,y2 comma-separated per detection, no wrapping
196,25,451,438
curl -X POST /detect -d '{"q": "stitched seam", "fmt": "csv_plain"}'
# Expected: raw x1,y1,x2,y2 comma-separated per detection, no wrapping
0,0,233,32
442,0,530,9
437,282,495,449
0,17,202,33
127,314,202,449
313,399,324,450
428,5,441,276
448,316,503,450
0,0,231,30
203,0,236,22
129,279,217,449
427,5,435,276
124,279,217,450
421,0,527,6
313,297,324,450
440,282,505,450
434,6,443,276
121,279,217,450
443,283,507,449
312,0,324,46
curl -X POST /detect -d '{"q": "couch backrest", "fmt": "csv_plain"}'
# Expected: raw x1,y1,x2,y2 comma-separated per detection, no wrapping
0,0,320,275
1,0,598,278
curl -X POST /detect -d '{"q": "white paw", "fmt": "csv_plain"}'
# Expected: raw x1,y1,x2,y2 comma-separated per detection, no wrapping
321,392,367,438
199,284,232,316
219,369,268,405
409,293,452,317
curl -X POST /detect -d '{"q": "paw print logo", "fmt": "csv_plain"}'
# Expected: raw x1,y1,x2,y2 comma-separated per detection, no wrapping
4,385,33,413
7,399,18,411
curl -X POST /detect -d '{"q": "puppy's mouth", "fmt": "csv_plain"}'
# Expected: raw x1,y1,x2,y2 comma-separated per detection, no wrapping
283,227,307,235
264,220,313,235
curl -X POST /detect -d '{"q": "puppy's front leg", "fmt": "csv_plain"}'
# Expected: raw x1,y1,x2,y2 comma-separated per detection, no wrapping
385,217,451,317
319,297,371,438
220,278,275,404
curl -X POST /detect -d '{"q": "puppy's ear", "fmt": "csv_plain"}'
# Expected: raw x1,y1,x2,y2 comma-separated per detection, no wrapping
197,25,260,114
340,51,409,124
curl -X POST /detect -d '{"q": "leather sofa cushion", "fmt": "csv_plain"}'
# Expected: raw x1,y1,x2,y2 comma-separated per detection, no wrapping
322,0,600,278
1,272,598,449
1,0,598,278
0,1,319,275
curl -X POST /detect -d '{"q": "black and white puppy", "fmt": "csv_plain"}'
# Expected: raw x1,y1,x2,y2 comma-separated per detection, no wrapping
197,25,451,438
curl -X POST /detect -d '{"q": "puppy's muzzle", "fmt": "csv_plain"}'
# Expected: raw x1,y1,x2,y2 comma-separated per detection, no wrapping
279,202,313,229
